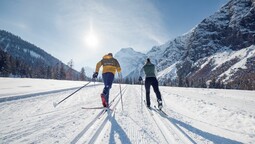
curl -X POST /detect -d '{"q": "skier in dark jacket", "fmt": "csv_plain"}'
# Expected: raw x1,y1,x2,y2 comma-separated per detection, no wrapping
139,58,162,109
92,53,121,107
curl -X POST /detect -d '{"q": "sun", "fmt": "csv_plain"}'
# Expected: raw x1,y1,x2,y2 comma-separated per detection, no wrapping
86,33,99,47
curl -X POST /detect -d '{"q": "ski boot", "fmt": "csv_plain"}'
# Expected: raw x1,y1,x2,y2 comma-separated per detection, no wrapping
101,93,108,107
158,100,163,110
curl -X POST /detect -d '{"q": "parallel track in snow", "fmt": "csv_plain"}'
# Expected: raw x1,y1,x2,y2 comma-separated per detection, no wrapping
147,106,196,144
70,85,127,144
140,82,195,143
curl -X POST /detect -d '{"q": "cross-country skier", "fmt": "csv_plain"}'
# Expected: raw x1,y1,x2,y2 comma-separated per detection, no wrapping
139,58,163,109
92,53,121,107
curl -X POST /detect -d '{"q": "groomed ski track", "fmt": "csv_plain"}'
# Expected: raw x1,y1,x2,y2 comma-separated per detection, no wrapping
97,85,195,144
0,81,249,143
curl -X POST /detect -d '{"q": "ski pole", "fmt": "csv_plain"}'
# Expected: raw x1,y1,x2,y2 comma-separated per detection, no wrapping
119,73,124,111
53,81,92,108
140,80,143,112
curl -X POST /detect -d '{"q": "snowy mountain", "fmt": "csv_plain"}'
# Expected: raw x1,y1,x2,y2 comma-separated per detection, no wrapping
0,30,80,79
1,78,255,143
114,48,146,78
0,30,59,67
116,0,255,90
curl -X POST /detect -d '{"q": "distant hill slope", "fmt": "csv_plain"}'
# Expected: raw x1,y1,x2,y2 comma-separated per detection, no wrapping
0,30,82,80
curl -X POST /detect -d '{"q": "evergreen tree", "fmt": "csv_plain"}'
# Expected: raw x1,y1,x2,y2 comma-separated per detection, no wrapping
210,78,216,88
52,63,60,79
66,59,74,80
0,50,11,76
59,63,66,80
185,78,189,87
46,66,51,79
178,76,183,87
80,67,86,81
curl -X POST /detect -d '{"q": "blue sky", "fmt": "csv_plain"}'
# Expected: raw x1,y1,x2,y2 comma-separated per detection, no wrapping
0,0,228,71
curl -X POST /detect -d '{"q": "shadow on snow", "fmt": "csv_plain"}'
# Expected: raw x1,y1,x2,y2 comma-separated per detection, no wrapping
109,113,132,144
153,109,242,144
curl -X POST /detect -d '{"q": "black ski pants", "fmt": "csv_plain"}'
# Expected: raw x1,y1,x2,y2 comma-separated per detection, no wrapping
145,77,162,107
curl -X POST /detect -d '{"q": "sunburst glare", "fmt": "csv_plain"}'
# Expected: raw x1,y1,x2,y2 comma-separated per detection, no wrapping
85,21,99,48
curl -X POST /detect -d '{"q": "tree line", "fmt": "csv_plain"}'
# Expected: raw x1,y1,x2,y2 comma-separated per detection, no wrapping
0,49,86,81
117,75,254,90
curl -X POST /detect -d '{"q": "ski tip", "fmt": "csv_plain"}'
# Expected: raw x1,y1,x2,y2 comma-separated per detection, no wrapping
53,102,57,108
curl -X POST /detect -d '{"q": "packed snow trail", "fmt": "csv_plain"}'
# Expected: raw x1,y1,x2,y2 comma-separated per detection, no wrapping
99,85,196,144
71,85,128,144
0,78,254,143
0,82,108,143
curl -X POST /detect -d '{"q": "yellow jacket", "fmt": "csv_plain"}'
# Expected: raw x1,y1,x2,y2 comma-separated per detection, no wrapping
95,55,121,74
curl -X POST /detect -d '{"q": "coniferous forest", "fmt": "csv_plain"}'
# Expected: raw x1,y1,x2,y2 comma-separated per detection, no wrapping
0,30,86,81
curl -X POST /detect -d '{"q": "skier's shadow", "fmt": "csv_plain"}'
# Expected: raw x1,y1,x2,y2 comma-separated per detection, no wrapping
108,113,132,144
153,109,242,144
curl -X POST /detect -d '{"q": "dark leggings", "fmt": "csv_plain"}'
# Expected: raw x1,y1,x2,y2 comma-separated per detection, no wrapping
145,77,162,106
102,72,114,104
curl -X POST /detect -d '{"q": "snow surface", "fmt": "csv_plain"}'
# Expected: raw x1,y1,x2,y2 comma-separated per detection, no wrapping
0,78,88,98
0,78,255,144
22,49,44,59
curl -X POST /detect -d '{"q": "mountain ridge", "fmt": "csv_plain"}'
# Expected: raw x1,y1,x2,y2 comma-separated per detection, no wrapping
116,0,255,90
0,29,82,80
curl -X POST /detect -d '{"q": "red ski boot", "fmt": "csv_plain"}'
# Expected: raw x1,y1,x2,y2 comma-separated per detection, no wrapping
101,93,108,107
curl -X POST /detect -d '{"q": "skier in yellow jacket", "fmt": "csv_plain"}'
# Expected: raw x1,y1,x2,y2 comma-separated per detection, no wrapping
92,53,121,107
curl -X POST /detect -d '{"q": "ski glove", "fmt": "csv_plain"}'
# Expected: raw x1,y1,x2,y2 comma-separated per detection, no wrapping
92,72,98,78
138,76,143,81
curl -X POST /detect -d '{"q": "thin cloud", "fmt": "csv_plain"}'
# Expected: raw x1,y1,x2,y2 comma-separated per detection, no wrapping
51,0,170,68
1,0,170,69
56,0,168,50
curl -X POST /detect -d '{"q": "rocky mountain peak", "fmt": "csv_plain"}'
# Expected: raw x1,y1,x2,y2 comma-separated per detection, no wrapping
115,0,255,90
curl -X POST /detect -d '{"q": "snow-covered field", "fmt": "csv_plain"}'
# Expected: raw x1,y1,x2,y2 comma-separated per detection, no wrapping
0,78,254,144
